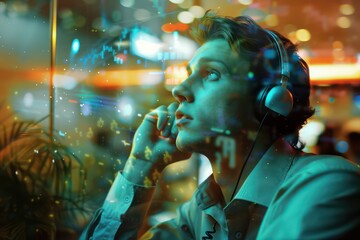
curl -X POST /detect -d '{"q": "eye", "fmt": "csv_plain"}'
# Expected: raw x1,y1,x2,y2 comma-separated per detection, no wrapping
203,69,220,81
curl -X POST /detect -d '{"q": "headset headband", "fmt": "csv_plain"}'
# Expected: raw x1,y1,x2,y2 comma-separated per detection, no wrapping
264,30,290,86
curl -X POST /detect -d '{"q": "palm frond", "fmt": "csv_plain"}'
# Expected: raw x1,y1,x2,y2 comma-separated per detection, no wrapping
0,115,88,239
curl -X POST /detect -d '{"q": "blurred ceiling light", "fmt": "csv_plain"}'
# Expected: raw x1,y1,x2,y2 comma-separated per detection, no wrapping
177,11,194,24
131,31,163,60
169,0,184,4
120,0,135,8
265,14,279,27
295,29,311,42
339,4,355,15
310,63,360,82
337,16,352,28
189,6,205,18
92,69,163,87
238,0,253,5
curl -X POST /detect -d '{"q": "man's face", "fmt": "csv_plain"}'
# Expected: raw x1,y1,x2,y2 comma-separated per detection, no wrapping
172,39,253,155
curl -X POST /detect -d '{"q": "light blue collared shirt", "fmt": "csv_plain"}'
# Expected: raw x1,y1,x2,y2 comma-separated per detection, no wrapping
81,138,360,239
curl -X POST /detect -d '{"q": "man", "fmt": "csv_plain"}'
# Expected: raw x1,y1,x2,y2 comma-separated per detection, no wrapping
81,11,360,239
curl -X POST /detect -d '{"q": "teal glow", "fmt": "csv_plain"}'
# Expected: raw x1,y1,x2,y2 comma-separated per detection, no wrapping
328,97,335,103
71,38,80,54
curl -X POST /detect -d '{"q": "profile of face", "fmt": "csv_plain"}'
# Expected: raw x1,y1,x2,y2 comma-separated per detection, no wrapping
172,39,254,157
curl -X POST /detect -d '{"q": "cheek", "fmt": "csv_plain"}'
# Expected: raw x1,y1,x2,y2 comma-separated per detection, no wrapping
216,96,250,130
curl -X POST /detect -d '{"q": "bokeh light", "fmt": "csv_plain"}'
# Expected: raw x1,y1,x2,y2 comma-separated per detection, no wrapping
169,0,184,4
299,121,326,147
295,29,311,42
120,0,135,8
23,92,34,107
354,95,360,108
336,140,349,153
71,38,80,54
177,11,194,24
238,0,253,5
117,96,134,118
339,4,355,15
189,5,205,18
337,16,352,28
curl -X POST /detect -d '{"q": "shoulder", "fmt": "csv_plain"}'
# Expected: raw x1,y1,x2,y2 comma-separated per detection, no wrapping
288,153,360,179
259,154,360,239
283,153,360,199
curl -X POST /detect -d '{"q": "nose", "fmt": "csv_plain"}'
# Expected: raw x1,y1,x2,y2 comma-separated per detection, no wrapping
172,80,194,103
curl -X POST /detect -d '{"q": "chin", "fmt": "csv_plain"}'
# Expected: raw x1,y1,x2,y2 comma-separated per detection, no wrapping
175,136,193,152
176,131,213,155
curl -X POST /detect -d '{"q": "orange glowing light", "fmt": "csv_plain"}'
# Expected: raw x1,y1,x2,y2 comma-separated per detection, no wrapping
161,23,177,33
161,22,189,33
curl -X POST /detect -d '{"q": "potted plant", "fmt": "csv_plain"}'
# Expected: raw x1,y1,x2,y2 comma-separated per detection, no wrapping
0,113,89,239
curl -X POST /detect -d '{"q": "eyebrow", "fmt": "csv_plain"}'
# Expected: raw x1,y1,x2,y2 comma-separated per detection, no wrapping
186,57,231,73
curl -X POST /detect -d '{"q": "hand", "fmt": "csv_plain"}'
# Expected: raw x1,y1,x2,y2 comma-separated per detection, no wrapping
123,102,191,185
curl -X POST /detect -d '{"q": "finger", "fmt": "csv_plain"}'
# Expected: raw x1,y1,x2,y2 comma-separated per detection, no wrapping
162,102,178,138
169,121,178,140
143,112,158,125
156,105,169,131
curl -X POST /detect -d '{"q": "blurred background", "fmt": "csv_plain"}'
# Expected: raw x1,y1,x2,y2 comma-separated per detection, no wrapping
0,0,360,238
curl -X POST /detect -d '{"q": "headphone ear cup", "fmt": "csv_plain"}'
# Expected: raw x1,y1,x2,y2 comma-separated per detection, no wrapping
264,85,293,117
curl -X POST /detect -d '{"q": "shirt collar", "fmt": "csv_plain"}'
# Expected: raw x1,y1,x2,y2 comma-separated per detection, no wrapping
234,137,297,206
195,138,298,209
195,174,226,210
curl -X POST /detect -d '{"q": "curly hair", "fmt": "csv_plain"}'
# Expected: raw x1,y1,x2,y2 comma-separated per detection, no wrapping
190,11,315,148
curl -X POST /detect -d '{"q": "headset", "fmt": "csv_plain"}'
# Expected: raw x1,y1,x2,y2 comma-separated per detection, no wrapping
256,29,294,118
202,30,295,239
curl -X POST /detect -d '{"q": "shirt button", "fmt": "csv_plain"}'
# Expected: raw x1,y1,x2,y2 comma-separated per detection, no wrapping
235,231,243,239
181,224,189,232
124,196,130,203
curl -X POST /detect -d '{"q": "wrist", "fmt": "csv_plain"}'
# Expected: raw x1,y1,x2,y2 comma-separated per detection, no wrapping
123,158,162,186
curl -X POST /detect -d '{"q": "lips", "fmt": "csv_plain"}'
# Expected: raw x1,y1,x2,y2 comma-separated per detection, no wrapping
175,110,192,126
